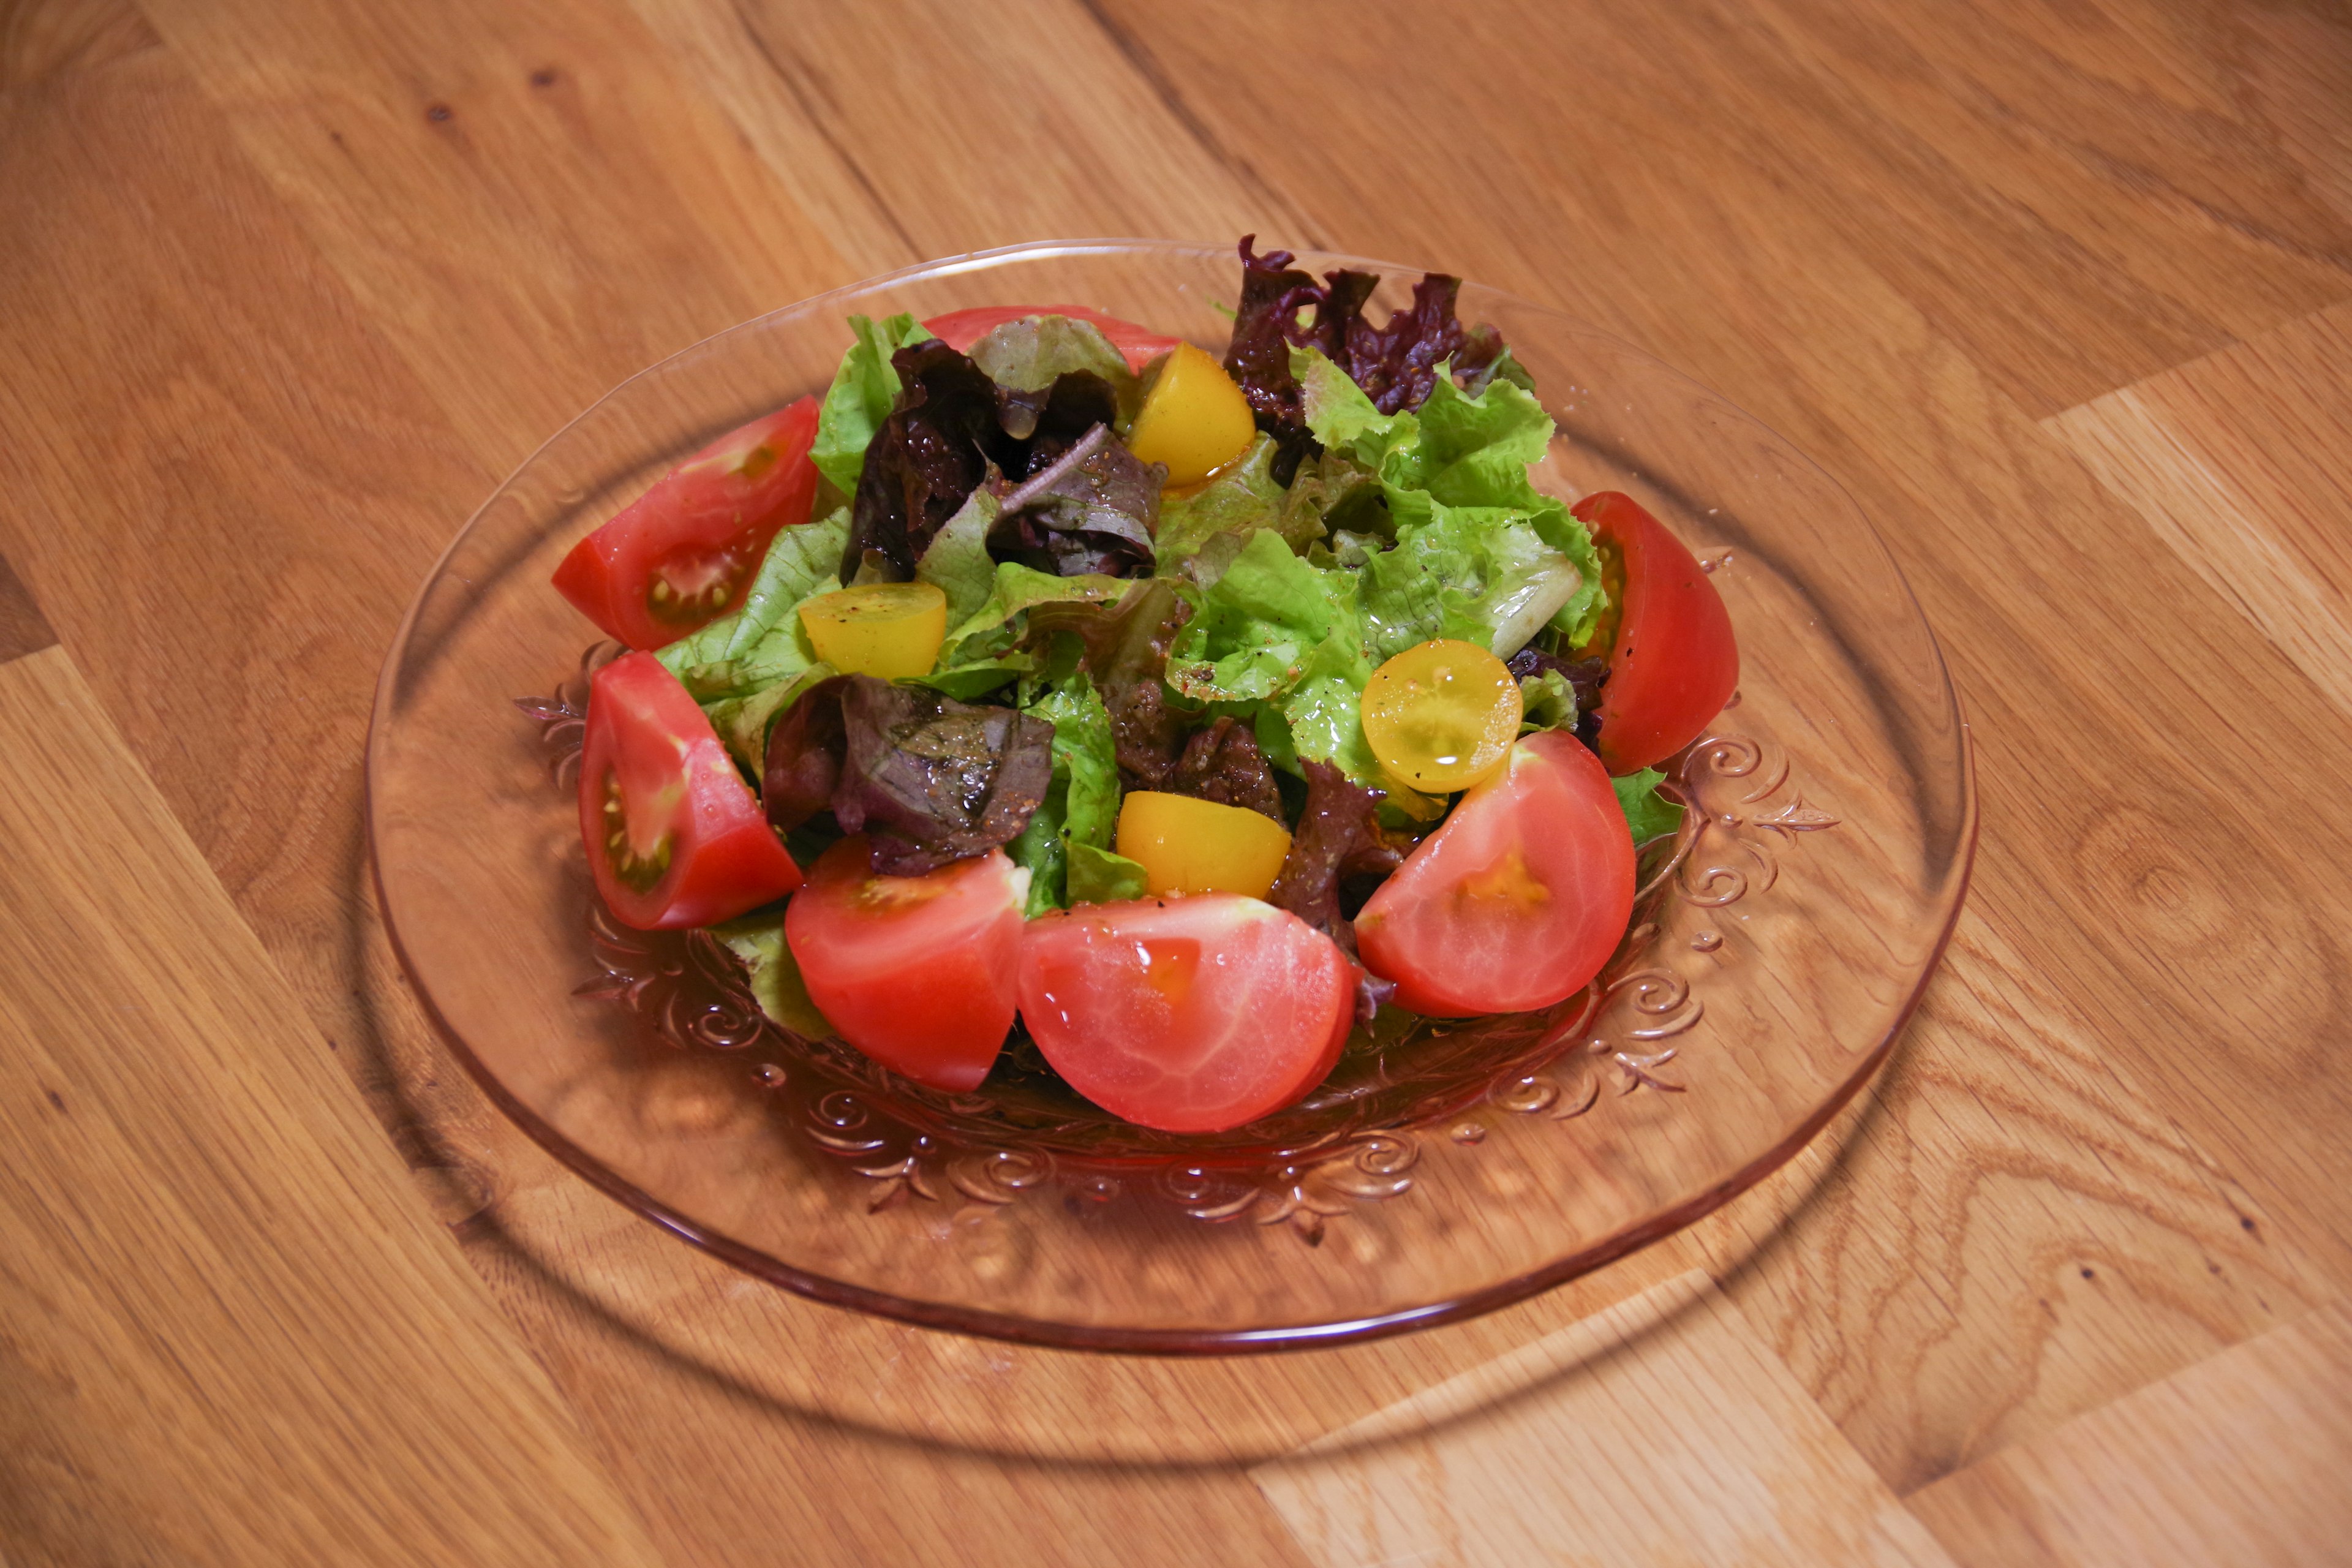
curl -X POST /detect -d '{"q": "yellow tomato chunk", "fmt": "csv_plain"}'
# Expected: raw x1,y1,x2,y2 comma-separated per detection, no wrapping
1115,791,1293,900
797,582,948,679
1361,639,1524,792
1126,342,1256,487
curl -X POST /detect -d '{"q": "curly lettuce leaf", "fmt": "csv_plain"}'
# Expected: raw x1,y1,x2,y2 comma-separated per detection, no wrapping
810,313,935,497
1154,432,1288,568
1517,668,1576,735
655,508,850,699
1357,501,1581,664
1165,527,1354,706
1294,347,1607,644
1164,529,1431,808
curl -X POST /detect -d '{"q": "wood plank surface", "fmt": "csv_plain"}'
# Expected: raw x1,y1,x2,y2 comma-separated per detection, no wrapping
1253,1271,1956,1568
1907,1300,2352,1568
2,0,2351,1561
0,647,661,1567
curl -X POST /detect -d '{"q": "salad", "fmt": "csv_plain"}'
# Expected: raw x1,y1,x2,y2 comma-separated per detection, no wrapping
548,239,1739,1136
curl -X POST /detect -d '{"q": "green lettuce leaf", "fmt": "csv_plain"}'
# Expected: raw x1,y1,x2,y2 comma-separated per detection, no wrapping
965,315,1139,421
914,486,999,628
810,313,935,497
1153,435,1376,584
701,662,838,774
913,560,1128,699
1004,672,1125,914
1154,433,1287,569
1517,669,1576,734
1164,529,1434,810
1165,527,1354,705
709,909,837,1039
1067,842,1148,904
1293,347,1607,644
1357,500,1581,663
1614,767,1684,848
656,508,850,699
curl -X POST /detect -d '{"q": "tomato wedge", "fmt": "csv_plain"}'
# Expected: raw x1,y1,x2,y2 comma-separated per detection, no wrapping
1355,729,1633,1018
578,652,803,930
553,396,821,652
1018,895,1354,1134
922,304,1185,375
1571,491,1740,774
785,839,1024,1092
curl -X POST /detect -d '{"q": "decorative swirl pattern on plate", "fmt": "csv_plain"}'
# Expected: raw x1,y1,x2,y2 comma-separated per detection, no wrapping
544,690,1835,1243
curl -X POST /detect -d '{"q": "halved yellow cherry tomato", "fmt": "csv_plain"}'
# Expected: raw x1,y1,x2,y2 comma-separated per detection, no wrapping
1115,791,1293,900
1126,342,1256,487
797,582,948,679
1361,639,1524,792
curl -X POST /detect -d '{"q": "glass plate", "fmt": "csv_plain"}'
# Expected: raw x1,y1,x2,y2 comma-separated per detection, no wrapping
367,239,1974,1352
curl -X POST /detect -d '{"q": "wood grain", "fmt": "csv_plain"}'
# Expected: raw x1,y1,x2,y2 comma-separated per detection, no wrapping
0,0,154,88
1253,1271,1954,1568
1,0,2350,1558
1674,907,2316,1488
1088,0,2352,1487
1907,1300,2352,1567
2048,300,2352,720
622,0,1306,281
0,647,661,1567
0,550,53,665
138,0,851,470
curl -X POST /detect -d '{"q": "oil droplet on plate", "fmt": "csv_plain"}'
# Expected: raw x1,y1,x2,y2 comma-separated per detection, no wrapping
1691,930,1722,952
752,1062,786,1088
1450,1122,1488,1145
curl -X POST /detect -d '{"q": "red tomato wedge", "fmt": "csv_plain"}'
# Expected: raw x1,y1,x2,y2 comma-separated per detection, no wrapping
578,652,803,930
553,396,821,652
922,304,1185,375
1018,895,1354,1134
1571,491,1740,774
1355,730,1633,1018
785,839,1024,1093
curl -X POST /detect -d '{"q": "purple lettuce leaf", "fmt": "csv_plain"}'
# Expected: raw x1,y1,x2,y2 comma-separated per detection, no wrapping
842,337,1138,584
1266,758,1416,957
1221,236,1523,478
987,423,1164,579
763,674,1054,875
1170,714,1283,822
1024,578,1196,793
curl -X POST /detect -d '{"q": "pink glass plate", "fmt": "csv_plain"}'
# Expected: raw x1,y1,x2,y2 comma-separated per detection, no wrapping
367,240,1975,1352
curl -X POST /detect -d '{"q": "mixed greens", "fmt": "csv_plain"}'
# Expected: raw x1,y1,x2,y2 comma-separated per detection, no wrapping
654,240,1674,946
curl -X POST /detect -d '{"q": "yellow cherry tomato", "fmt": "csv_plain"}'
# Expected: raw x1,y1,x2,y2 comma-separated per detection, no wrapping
1115,791,1293,900
1126,342,1256,487
1360,639,1525,792
797,582,948,679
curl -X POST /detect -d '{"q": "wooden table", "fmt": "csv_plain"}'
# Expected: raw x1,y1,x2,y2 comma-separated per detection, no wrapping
4,0,2348,1562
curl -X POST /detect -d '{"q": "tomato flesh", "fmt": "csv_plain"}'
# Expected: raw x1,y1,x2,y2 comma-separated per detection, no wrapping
922,304,1185,375
578,652,803,930
1018,895,1354,1133
553,396,821,651
785,839,1024,1092
1570,491,1739,774
1355,729,1633,1017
